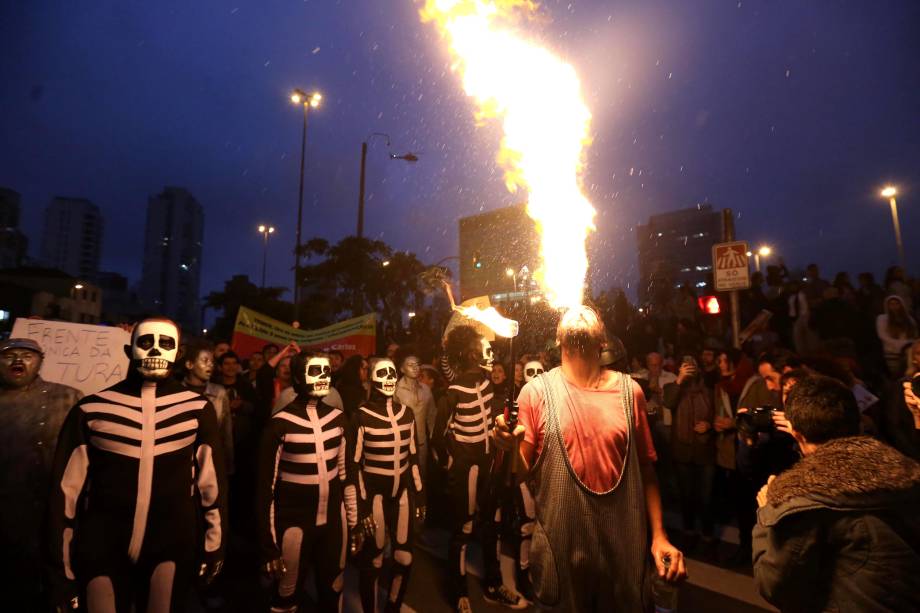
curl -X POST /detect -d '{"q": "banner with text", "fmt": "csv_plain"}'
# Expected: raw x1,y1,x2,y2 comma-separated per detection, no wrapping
11,318,130,396
231,307,376,358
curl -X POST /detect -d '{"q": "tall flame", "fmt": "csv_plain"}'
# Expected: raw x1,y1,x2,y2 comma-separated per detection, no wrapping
421,0,595,310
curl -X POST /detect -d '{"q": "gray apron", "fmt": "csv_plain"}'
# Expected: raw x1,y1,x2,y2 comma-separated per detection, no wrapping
529,369,651,611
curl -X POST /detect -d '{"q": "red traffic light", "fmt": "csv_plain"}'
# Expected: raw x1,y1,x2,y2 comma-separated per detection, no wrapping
698,295,721,315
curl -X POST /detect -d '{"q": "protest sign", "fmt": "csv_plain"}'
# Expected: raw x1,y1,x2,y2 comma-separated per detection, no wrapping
230,306,376,358
10,318,130,396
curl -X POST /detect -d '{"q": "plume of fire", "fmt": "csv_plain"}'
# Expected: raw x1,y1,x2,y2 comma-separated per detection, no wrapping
442,280,519,338
420,0,595,310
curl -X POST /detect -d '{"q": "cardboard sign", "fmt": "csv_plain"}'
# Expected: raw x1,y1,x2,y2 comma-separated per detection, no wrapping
712,241,751,292
10,318,130,396
230,306,376,358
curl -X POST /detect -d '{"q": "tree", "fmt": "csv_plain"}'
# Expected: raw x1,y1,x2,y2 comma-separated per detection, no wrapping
297,236,427,334
204,275,290,341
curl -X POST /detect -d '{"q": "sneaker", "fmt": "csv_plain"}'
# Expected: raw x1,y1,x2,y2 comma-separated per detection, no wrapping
482,584,527,610
457,596,473,613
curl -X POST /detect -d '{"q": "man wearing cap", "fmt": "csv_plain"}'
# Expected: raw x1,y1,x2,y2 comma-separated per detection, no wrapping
0,338,82,607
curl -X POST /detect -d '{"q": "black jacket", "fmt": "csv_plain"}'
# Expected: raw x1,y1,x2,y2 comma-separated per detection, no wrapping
753,436,920,612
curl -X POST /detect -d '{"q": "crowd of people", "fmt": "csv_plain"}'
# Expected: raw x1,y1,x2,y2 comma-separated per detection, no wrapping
0,261,919,612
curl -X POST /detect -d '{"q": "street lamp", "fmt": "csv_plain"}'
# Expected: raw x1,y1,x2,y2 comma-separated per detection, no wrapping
290,87,323,322
754,245,772,273
357,132,419,238
258,224,276,289
881,186,905,270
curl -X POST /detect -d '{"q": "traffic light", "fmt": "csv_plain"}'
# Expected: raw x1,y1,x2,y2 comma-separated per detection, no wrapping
697,295,721,315
473,251,483,269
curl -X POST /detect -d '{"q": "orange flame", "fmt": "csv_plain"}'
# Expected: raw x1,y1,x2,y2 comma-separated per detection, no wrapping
455,303,519,338
420,0,595,310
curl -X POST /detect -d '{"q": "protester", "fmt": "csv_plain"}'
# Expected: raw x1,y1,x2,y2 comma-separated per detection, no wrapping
0,338,82,608
46,319,228,611
664,355,717,554
753,376,920,612
182,342,234,473
395,350,437,481
876,295,917,375
336,354,369,416
495,306,685,611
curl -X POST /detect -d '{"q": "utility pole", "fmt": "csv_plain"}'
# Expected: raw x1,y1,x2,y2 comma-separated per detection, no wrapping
722,208,742,349
357,141,368,238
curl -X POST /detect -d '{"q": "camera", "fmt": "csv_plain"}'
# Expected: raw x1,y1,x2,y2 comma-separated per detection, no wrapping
735,406,777,436
912,375,920,399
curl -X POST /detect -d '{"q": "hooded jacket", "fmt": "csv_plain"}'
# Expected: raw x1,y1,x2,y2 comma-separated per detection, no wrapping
753,436,920,612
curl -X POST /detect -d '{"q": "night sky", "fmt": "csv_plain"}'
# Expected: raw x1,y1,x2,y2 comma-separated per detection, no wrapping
2,0,918,303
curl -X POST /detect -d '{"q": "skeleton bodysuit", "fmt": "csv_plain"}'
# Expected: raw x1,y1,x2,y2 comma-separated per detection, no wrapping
256,356,352,613
47,378,227,612
433,369,497,603
348,359,424,612
46,319,228,613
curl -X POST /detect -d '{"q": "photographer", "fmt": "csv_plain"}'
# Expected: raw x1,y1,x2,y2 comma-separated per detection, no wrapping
753,376,920,612
663,355,716,551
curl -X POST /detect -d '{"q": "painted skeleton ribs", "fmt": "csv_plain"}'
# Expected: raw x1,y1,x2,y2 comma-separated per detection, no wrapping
82,389,207,459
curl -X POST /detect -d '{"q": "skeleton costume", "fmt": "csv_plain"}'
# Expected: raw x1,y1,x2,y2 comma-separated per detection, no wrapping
256,355,354,613
433,337,498,604
488,362,543,602
348,359,425,612
46,319,228,612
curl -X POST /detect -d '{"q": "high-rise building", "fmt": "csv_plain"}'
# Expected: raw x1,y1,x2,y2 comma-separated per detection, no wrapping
0,187,28,269
40,197,104,278
636,204,723,304
458,204,539,301
139,187,204,333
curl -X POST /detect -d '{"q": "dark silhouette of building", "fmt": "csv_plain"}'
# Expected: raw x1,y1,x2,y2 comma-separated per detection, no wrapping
0,187,28,269
636,204,722,304
139,187,204,334
40,197,104,278
458,204,539,302
0,267,102,332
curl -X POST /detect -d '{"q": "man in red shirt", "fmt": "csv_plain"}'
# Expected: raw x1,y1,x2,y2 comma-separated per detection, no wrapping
495,305,686,611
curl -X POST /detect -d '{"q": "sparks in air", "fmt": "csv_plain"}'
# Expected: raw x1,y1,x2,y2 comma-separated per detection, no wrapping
420,0,596,310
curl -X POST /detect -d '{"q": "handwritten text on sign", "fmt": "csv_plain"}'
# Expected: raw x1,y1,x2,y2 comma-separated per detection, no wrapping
10,318,130,396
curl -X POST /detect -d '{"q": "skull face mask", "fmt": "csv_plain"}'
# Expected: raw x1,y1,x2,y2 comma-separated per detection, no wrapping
372,359,398,397
130,319,179,380
479,338,494,373
303,357,332,397
524,360,545,383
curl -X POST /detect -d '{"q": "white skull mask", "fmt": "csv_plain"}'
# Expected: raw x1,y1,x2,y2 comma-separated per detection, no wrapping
524,360,545,382
130,320,179,380
304,357,331,397
372,359,398,397
479,338,494,373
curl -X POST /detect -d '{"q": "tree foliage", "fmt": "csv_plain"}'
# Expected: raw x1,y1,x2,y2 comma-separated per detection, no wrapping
204,275,290,341
297,236,427,333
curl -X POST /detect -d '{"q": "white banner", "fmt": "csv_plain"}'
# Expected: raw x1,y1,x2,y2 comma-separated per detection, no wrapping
10,318,130,396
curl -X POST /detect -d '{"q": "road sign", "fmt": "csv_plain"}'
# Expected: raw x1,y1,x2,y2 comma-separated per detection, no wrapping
712,241,751,291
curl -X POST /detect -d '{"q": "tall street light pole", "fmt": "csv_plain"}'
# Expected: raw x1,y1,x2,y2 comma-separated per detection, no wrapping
258,224,275,289
290,88,322,322
882,186,905,271
357,132,419,238
754,245,771,273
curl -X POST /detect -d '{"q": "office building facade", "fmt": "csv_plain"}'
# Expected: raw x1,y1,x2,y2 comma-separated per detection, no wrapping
636,204,723,304
40,197,104,278
139,187,204,333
